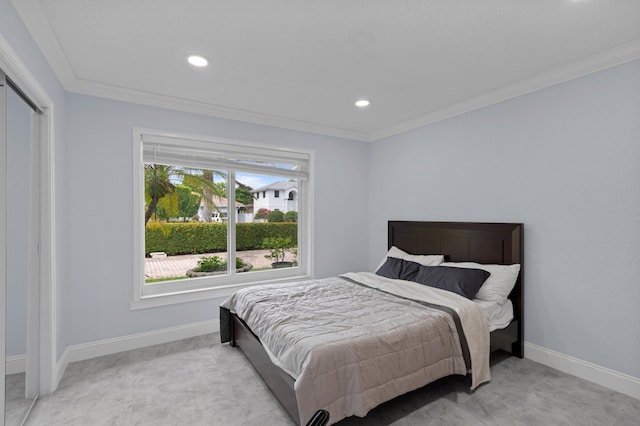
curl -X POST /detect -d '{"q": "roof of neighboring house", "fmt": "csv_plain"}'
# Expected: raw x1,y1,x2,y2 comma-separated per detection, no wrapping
251,180,298,193
202,195,245,208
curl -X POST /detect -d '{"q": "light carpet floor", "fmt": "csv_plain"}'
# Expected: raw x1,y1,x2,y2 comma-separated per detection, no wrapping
5,372,36,426
22,333,640,425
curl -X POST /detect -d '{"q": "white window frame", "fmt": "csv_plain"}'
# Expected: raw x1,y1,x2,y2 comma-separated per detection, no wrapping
131,128,314,309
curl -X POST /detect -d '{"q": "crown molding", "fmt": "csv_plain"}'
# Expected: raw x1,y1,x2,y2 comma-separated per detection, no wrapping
66,77,370,141
11,0,640,143
370,39,640,141
42,38,640,144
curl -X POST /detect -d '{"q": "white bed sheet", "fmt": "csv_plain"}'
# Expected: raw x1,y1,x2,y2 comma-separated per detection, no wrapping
474,298,514,331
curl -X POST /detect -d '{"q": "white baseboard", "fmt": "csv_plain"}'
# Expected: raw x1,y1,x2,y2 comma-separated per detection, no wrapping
6,354,26,375
49,325,639,402
55,319,220,388
525,342,640,400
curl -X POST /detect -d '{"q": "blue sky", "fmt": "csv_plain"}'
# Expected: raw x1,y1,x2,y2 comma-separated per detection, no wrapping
160,165,287,191
235,173,281,190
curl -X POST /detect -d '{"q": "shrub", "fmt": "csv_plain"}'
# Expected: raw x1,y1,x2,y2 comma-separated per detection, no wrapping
145,222,297,255
254,208,271,220
235,222,297,250
196,256,226,272
267,210,284,222
262,237,295,263
283,211,298,222
192,256,247,273
145,222,226,255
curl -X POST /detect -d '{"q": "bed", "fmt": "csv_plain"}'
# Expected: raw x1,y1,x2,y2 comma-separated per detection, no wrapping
220,221,523,425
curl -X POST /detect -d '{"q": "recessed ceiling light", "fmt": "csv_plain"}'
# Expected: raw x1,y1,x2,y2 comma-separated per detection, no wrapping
187,55,208,67
355,99,370,108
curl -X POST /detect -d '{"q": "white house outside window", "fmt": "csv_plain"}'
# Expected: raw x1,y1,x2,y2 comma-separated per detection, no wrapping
132,129,313,308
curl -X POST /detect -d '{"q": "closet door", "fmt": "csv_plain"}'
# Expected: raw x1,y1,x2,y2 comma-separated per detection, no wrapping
0,43,52,421
5,72,37,425
1,64,42,425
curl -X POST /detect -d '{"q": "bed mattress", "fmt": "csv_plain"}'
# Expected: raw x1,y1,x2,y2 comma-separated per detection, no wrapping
221,272,490,425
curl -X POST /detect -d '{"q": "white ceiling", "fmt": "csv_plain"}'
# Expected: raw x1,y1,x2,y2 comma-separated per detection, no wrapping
12,0,640,141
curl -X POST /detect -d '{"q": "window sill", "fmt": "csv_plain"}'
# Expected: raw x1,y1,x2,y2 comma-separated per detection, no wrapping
130,274,312,310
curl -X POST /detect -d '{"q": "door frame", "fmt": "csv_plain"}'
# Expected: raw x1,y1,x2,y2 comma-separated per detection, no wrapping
0,33,56,404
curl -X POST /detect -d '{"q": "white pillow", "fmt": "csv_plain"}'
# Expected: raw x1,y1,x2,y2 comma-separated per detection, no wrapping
441,262,520,305
376,246,444,271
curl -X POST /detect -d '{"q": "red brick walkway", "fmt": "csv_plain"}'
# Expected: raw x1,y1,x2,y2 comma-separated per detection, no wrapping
144,249,274,280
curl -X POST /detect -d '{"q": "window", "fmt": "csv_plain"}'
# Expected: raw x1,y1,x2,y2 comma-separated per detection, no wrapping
132,129,312,308
274,190,280,198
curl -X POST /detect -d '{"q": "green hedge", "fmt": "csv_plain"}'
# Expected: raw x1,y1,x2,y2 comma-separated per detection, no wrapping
145,222,297,255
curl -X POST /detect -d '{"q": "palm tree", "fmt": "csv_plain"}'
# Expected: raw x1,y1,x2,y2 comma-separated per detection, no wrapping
181,170,226,222
199,170,215,223
182,171,253,222
144,164,175,224
144,165,225,224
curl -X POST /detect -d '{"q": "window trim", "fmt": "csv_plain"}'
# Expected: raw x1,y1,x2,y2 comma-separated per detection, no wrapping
131,128,314,309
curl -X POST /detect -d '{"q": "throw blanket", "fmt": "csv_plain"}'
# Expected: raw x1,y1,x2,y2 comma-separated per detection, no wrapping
220,273,490,425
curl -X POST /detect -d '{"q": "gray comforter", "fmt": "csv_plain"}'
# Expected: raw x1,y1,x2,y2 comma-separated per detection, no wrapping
220,272,490,425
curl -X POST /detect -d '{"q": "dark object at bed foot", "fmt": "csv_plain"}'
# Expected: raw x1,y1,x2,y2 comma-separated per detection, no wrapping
490,320,522,357
306,410,330,426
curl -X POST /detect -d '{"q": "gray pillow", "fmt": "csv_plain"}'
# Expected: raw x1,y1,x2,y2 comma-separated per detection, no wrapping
412,265,490,299
375,257,421,281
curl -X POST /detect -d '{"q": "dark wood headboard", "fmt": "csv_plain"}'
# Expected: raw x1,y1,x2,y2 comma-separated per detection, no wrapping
388,221,524,357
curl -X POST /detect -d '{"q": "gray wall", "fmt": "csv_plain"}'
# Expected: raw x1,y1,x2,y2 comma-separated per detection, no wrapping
368,58,640,379
59,93,370,353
